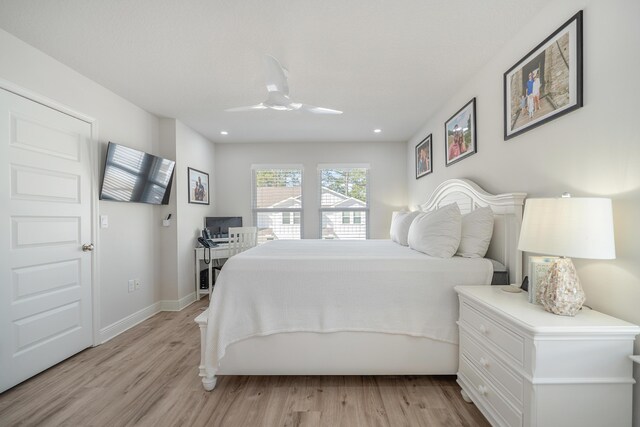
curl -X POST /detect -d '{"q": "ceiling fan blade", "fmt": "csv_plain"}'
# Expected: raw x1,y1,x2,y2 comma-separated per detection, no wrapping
264,55,289,96
299,104,343,115
224,103,268,112
225,56,342,115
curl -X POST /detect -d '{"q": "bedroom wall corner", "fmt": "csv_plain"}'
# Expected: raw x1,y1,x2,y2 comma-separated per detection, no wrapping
175,120,216,302
404,1,640,423
156,119,179,303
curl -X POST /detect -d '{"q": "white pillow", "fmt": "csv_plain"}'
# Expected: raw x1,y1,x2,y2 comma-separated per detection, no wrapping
456,206,494,258
408,203,462,257
390,211,420,246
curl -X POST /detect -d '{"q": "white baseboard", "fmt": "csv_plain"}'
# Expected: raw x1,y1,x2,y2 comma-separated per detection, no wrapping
160,292,196,311
99,302,162,344
99,292,197,343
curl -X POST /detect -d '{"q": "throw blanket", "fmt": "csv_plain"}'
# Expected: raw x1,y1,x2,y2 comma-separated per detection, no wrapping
204,239,493,376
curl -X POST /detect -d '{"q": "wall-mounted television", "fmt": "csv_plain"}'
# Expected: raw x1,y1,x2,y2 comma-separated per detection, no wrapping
99,142,176,205
204,217,243,239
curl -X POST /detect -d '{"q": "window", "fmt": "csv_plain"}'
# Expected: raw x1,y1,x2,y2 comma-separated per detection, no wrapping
252,166,303,243
342,212,350,224
282,212,301,225
319,165,369,240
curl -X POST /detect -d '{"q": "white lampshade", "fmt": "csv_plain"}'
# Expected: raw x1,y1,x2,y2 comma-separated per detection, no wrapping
518,197,615,259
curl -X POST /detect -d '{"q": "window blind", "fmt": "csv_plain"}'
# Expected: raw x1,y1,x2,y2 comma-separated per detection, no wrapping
252,167,303,243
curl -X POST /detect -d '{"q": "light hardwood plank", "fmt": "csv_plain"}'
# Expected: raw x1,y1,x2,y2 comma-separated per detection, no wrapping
0,299,489,427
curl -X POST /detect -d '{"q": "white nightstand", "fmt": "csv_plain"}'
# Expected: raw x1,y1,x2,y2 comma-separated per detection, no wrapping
455,285,640,427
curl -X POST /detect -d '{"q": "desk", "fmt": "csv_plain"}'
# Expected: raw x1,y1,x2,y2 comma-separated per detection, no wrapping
194,245,230,299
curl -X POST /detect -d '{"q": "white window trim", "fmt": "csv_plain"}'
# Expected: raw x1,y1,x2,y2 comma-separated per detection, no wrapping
251,165,304,240
318,165,370,239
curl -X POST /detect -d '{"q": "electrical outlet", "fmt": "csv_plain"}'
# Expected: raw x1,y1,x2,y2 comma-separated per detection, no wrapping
134,279,140,290
128,279,135,293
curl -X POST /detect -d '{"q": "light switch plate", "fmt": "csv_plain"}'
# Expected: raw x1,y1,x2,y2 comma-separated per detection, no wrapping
100,215,108,228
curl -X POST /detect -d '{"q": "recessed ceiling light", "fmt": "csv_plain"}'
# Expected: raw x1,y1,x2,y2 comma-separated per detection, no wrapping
373,129,382,133
220,131,228,135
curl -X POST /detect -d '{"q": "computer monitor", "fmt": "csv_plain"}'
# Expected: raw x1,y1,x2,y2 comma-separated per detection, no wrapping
204,216,242,239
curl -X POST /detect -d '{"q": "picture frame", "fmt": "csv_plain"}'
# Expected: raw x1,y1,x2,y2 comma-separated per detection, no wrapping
188,167,210,205
445,98,477,166
504,10,583,140
528,256,559,304
415,134,433,179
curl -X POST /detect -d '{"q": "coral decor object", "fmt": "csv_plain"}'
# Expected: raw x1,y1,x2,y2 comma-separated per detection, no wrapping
537,257,585,316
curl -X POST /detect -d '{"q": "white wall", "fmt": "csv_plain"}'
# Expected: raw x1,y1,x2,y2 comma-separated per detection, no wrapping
0,29,216,334
0,28,165,329
175,120,216,300
156,119,216,305
215,141,407,239
405,0,640,423
157,119,179,302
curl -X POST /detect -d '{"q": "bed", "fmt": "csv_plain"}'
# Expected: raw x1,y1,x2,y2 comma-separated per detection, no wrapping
196,179,526,391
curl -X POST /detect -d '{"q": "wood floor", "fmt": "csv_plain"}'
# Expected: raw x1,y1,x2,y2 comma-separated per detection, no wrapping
0,298,489,427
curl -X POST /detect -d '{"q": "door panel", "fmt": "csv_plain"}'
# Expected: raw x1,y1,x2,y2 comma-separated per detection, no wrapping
12,164,81,202
0,88,93,393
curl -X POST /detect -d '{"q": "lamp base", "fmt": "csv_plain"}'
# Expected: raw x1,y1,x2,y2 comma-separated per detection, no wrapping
536,257,585,316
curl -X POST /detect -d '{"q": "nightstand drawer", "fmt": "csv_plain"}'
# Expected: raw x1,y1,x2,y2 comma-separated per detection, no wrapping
456,285,640,427
460,330,523,406
459,356,523,427
460,302,524,365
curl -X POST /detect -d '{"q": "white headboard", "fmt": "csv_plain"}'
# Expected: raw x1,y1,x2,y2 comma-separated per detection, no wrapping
419,179,527,284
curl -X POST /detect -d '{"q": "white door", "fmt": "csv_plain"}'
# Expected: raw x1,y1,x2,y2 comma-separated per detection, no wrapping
0,89,93,392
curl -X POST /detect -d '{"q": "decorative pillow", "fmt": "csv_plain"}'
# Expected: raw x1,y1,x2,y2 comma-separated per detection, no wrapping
407,203,462,257
456,206,494,258
390,211,421,246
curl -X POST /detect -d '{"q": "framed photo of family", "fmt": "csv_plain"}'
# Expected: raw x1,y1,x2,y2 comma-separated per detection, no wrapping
187,167,209,205
415,134,432,179
445,98,477,167
504,11,583,140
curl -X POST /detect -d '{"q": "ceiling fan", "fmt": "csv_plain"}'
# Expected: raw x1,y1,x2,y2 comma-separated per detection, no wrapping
225,55,343,115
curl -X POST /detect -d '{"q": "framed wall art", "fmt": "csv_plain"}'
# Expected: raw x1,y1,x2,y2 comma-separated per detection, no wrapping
445,98,477,166
504,11,583,140
415,134,432,179
188,167,209,205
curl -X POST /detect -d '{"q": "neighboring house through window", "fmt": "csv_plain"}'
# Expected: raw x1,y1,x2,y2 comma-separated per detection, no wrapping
319,165,369,240
282,211,301,225
252,166,303,243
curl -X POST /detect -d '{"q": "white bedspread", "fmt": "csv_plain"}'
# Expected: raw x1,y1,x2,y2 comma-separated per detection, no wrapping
204,239,493,376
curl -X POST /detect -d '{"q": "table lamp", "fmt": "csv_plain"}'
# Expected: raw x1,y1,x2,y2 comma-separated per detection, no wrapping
518,194,615,316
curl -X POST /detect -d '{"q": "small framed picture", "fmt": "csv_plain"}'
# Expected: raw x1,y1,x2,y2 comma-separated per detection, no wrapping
415,134,432,179
528,256,559,304
445,98,477,166
188,167,209,205
504,11,583,140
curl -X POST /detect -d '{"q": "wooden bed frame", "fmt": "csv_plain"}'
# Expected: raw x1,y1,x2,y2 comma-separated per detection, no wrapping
196,179,526,390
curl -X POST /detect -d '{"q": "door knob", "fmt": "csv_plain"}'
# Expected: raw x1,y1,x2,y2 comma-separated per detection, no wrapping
82,243,94,252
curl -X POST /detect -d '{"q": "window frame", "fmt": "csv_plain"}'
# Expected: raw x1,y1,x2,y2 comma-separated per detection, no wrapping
318,164,370,240
251,164,304,241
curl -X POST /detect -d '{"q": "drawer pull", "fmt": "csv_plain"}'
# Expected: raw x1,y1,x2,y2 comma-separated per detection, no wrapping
479,324,488,334
477,385,489,396
479,357,490,368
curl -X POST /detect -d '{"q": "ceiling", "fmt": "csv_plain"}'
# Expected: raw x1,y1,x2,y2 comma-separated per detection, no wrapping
0,0,551,144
